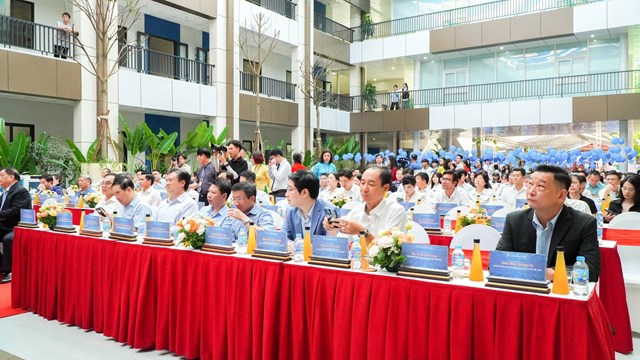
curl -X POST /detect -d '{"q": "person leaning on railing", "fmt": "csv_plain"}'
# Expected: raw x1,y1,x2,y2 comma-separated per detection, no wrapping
55,12,78,59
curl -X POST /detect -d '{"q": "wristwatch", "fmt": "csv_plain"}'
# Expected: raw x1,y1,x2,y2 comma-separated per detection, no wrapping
362,228,370,238
243,218,251,225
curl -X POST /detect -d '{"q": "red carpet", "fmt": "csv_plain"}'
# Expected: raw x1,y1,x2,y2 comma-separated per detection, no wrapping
0,283,28,318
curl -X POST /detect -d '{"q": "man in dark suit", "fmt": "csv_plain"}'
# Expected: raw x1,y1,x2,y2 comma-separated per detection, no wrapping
0,168,33,283
496,165,600,282
283,170,336,241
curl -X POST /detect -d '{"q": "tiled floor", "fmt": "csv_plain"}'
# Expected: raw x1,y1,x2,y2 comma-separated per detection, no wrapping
0,311,638,359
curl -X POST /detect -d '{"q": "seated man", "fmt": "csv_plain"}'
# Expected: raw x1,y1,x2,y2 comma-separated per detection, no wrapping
339,170,361,202
496,165,600,282
77,174,95,196
153,169,199,224
0,168,33,283
138,173,162,210
283,170,336,241
95,173,120,215
111,175,152,234
39,174,63,196
199,180,243,233
152,170,166,190
239,170,271,205
432,170,470,205
323,165,407,246
225,182,274,238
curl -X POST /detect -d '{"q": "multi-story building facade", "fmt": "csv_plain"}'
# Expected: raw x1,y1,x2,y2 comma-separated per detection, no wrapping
0,0,639,157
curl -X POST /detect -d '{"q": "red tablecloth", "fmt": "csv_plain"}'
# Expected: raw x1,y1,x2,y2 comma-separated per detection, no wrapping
603,228,640,246
429,233,633,354
12,228,616,360
33,205,94,225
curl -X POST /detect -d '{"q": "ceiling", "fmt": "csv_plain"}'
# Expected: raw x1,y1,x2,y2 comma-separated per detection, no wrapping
129,0,212,31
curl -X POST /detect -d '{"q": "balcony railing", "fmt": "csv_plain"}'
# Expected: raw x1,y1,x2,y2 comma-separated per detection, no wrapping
351,70,640,112
245,0,297,19
314,13,354,42
121,45,214,85
318,90,352,111
352,0,602,42
0,15,76,58
240,71,296,100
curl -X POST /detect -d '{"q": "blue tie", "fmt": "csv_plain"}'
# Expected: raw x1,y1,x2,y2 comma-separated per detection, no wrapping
1,191,6,210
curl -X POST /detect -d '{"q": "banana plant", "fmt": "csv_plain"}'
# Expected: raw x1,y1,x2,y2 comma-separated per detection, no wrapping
119,116,150,171
211,126,229,147
144,124,178,172
66,138,99,163
176,121,217,156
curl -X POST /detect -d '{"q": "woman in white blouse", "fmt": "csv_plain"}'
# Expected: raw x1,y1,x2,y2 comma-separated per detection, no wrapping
320,172,344,201
397,175,427,204
469,170,494,205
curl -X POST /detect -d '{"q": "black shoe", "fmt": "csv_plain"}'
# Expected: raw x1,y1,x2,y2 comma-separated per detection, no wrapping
1,273,11,284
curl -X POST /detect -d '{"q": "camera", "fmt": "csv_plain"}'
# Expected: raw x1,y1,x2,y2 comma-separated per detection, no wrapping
171,157,177,162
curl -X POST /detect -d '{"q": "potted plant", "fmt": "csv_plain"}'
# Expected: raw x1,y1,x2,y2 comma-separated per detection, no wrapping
361,13,375,40
362,82,378,112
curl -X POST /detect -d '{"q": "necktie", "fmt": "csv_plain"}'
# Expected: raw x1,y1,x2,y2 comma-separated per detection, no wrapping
0,191,6,210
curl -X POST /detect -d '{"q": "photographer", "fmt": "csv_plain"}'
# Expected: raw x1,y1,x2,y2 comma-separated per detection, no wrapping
169,153,192,176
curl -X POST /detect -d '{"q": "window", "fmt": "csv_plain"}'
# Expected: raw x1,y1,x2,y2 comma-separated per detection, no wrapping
4,122,34,142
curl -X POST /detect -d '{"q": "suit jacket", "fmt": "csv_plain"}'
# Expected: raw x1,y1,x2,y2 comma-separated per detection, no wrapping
496,205,600,281
0,183,32,233
283,199,336,241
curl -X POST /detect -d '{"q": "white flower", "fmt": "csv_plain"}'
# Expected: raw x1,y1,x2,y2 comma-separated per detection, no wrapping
196,227,205,235
368,245,379,257
184,223,191,232
177,232,186,241
377,236,393,249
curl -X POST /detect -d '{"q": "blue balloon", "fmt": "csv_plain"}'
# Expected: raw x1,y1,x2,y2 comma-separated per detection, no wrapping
342,154,349,161
354,154,362,162
334,155,340,161
625,146,632,153
619,138,625,145
471,149,477,155
611,138,619,145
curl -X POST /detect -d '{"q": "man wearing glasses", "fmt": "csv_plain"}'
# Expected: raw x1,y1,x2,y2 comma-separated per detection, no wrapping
226,182,274,238
95,173,121,216
432,170,470,205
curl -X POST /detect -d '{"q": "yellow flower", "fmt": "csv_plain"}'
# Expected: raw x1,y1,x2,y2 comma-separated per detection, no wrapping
49,210,57,217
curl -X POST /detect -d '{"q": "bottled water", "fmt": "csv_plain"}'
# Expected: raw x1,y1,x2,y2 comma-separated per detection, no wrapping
443,216,452,235
276,207,284,220
451,245,465,279
237,229,248,255
350,240,362,270
571,256,589,296
596,212,604,241
102,217,111,232
293,233,304,262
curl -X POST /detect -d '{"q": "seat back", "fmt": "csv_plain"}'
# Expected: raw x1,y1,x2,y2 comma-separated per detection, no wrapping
450,224,500,251
445,206,470,220
407,221,430,244
608,212,640,230
266,210,285,229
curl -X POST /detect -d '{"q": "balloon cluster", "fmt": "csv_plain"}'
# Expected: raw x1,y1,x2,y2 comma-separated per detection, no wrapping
336,138,638,168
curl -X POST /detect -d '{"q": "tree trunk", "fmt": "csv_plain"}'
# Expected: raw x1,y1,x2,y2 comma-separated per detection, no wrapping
315,104,322,158
95,1,110,160
253,74,263,154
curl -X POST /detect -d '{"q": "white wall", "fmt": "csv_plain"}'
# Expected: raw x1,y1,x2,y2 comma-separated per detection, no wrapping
318,107,350,133
242,48,292,82
239,122,292,149
33,0,69,28
239,1,299,46
0,97,74,140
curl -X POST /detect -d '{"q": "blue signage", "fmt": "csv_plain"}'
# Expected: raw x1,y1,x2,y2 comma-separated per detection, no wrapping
412,213,441,229
489,251,546,282
67,195,78,206
146,221,171,239
492,216,506,233
339,208,351,217
435,203,457,216
20,209,36,224
113,217,135,236
402,243,449,271
516,198,527,208
481,204,504,216
205,226,234,247
256,230,288,253
311,235,349,260
56,212,73,228
83,215,101,232
398,201,416,211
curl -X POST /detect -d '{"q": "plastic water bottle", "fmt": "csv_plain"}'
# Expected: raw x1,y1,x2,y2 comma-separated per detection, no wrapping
276,207,284,220
571,256,590,296
102,217,111,232
443,216,452,235
350,239,362,270
451,245,465,279
293,233,304,262
596,212,604,241
237,229,248,255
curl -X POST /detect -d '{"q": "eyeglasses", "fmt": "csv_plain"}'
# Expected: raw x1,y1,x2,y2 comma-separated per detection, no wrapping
441,178,453,182
232,197,247,202
102,181,113,186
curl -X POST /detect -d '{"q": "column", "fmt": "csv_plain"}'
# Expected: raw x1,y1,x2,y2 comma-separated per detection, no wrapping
291,0,312,151
620,120,629,173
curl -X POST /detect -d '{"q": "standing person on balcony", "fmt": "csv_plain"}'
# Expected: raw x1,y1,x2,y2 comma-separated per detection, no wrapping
390,85,400,110
55,12,77,59
401,83,410,109
313,150,337,179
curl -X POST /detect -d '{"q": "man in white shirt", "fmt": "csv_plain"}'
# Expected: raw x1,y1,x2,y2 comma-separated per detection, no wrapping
500,168,527,209
239,170,271,206
95,173,120,216
319,173,329,193
323,165,407,246
153,168,198,224
138,173,162,210
268,148,291,198
433,170,471,205
598,170,621,202
415,172,430,196
339,170,362,202
152,170,166,189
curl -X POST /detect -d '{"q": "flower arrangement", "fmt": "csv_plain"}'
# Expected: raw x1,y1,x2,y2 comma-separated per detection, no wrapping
66,185,80,196
456,207,491,232
36,203,67,229
368,226,415,272
331,194,350,208
176,215,215,249
83,192,102,208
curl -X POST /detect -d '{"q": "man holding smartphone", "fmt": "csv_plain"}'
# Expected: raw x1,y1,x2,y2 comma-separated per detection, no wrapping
283,171,336,241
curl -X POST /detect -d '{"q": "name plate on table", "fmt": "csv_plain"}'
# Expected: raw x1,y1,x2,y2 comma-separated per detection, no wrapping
308,235,351,269
53,212,76,233
339,208,351,217
252,230,290,261
142,221,174,247
435,203,457,216
516,198,527,208
492,216,506,233
67,195,78,207
201,226,236,254
481,204,504,216
82,215,102,233
18,209,38,228
486,251,550,294
398,243,451,281
110,217,137,241
412,213,441,231
398,201,416,211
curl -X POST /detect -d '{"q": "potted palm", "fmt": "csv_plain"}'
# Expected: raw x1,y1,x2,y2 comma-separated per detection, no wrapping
362,82,378,112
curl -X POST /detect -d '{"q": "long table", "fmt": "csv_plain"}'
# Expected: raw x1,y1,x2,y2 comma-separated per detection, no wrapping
12,228,615,360
33,205,95,225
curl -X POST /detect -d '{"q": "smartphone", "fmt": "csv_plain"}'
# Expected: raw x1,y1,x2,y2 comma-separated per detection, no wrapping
95,207,107,217
324,208,340,222
605,208,620,215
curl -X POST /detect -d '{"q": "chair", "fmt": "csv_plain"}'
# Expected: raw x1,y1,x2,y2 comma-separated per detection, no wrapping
608,212,640,230
275,199,289,218
413,204,435,214
564,198,591,215
407,221,430,244
445,206,470,220
267,210,284,229
449,224,500,251
341,201,360,211
491,208,515,218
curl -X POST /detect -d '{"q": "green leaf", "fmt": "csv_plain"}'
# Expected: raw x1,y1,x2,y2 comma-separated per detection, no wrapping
8,133,30,170
65,139,87,163
86,139,99,162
